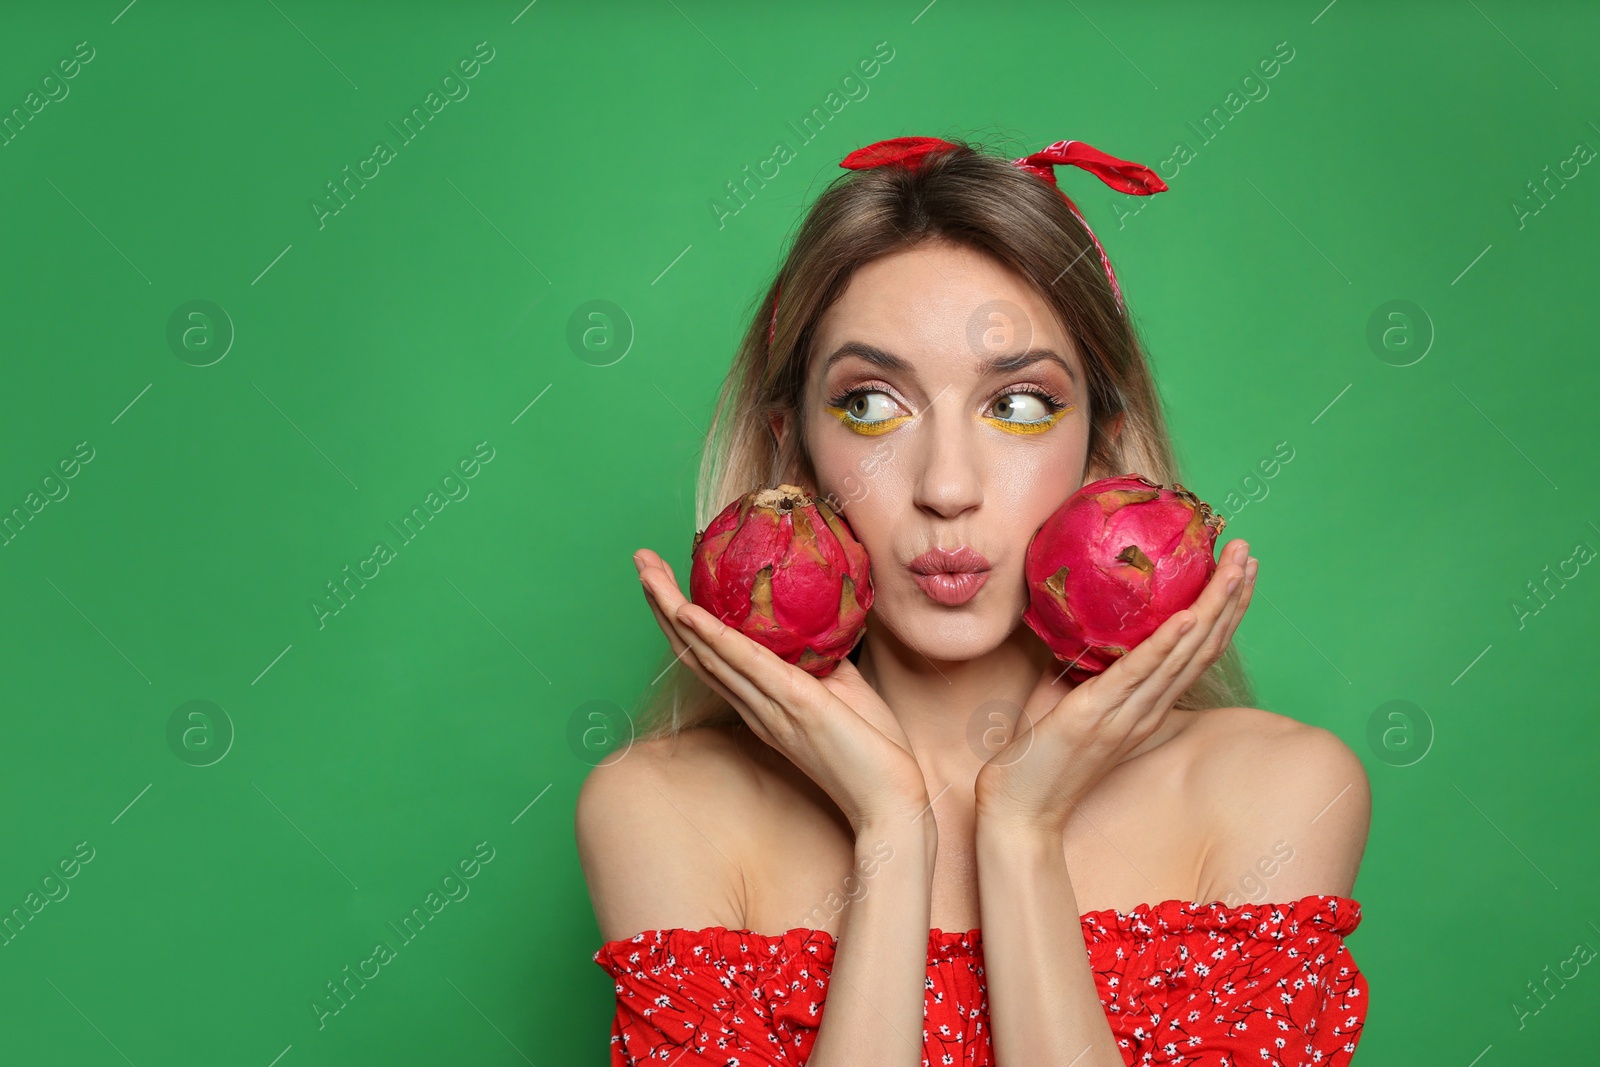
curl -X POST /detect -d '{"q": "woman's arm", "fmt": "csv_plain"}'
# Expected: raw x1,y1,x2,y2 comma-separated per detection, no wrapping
974,813,1127,1067
971,717,1370,1067
971,540,1257,1066
611,550,947,1065
806,810,938,1067
579,737,938,1067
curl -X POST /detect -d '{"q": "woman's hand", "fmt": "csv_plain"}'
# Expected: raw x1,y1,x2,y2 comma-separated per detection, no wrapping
634,548,931,833
974,538,1258,835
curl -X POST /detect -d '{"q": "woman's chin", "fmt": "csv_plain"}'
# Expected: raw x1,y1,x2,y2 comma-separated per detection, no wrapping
877,603,1020,664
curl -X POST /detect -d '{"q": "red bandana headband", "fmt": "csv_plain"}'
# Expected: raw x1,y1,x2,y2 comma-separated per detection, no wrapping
767,136,1168,348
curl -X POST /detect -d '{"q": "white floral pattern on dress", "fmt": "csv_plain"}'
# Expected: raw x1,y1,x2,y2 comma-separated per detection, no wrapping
592,894,1366,1067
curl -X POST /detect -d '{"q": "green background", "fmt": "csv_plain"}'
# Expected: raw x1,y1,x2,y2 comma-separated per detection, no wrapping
2,1,1596,1063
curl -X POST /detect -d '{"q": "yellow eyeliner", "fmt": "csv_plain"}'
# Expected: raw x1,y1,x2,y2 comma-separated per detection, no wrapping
825,404,911,435
826,399,1076,436
982,402,1077,435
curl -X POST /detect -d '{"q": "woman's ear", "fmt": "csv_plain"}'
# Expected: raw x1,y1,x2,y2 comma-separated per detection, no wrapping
768,411,790,452
767,410,818,492
1082,412,1127,485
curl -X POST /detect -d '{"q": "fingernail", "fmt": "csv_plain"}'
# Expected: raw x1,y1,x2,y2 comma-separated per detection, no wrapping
675,606,699,630
1246,556,1258,580
1226,575,1242,595
632,551,646,574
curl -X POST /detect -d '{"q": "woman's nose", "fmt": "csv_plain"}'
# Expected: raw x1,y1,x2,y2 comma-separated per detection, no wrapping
910,409,983,519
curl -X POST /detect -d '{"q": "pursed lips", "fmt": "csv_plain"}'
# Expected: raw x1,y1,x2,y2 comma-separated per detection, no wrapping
907,546,991,605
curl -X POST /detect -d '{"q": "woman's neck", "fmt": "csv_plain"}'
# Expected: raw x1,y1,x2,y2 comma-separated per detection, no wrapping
855,619,1056,788
853,618,1192,791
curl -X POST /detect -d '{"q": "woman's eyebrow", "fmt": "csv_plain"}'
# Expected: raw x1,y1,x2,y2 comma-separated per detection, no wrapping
823,340,1078,386
981,349,1079,386
822,341,912,375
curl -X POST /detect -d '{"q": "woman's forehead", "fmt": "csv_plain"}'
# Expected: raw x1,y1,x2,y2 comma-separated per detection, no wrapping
813,247,1080,381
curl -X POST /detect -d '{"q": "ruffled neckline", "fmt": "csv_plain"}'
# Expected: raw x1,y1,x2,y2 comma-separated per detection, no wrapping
594,893,1361,972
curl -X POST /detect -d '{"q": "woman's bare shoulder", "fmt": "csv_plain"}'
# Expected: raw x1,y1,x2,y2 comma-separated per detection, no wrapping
1188,704,1304,740
575,722,764,942
1190,706,1373,902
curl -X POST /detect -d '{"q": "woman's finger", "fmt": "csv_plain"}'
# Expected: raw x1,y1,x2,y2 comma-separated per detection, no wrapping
637,554,714,655
637,556,750,717
673,621,784,751
674,602,806,713
637,550,685,610
1219,556,1257,647
655,550,682,585
1151,552,1256,709
1197,552,1255,662
639,564,713,674
1110,550,1247,716
638,567,691,659
671,603,796,744
643,589,745,714
1064,537,1245,712
639,548,685,595
1158,556,1254,681
1081,598,1199,713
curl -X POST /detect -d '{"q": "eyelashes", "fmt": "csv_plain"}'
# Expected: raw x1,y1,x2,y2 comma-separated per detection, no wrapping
824,383,1075,436
823,387,912,436
983,387,1075,436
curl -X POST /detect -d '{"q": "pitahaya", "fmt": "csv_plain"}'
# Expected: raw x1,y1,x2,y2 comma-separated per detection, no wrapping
689,483,873,677
1022,474,1225,682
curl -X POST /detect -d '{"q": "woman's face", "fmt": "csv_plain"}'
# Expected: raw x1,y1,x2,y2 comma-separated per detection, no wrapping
792,241,1100,662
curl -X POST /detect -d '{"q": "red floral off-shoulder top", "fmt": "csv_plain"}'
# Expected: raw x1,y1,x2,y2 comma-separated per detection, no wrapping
592,893,1366,1066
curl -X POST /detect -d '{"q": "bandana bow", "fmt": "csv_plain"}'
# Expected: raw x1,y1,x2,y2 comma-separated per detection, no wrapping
768,136,1167,347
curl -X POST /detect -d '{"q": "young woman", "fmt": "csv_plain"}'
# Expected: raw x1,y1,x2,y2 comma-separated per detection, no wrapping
578,135,1371,1066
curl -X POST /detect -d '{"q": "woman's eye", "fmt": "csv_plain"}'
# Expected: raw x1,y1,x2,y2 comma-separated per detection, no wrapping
990,392,1054,423
841,390,900,422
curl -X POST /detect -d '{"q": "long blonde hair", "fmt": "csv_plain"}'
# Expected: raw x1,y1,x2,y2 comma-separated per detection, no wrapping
632,135,1254,744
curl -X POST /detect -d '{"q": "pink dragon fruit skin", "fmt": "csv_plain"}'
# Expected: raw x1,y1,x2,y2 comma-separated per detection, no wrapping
689,484,874,678
1022,474,1226,683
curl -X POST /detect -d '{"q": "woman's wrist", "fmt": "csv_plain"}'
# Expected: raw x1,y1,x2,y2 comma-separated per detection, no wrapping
855,810,938,876
973,791,1074,843
974,809,1063,869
